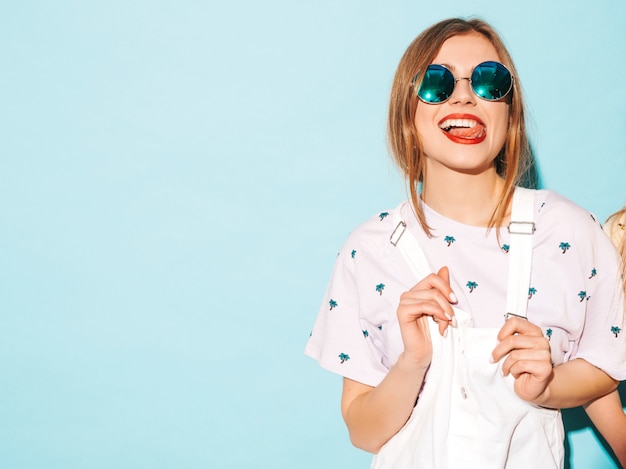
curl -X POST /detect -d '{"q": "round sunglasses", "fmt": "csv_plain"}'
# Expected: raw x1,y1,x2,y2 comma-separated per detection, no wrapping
414,61,513,104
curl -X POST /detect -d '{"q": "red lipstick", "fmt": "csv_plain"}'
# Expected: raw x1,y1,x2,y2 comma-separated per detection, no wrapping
438,114,486,145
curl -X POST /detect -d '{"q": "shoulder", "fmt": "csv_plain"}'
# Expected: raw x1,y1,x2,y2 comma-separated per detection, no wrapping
342,203,406,252
533,190,604,236
535,190,601,225
531,190,619,263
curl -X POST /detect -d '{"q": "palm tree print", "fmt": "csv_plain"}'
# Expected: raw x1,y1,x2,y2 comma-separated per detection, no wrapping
329,299,338,310
444,235,456,247
528,287,537,299
375,283,385,295
379,212,389,221
466,281,478,293
559,242,571,254
338,353,350,364
546,328,553,340
577,291,588,302
362,330,369,338
351,250,356,259
377,325,383,330
501,244,510,253
589,268,596,279
611,326,622,338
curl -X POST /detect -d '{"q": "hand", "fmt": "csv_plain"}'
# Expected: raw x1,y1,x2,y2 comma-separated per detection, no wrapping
396,266,457,365
491,316,553,402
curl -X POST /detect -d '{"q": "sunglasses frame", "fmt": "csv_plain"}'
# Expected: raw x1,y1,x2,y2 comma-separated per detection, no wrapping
413,61,514,104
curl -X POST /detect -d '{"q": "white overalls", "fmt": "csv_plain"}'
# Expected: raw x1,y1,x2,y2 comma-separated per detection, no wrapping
371,188,564,469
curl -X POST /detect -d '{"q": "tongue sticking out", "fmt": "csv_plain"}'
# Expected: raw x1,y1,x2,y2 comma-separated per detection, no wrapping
447,123,486,139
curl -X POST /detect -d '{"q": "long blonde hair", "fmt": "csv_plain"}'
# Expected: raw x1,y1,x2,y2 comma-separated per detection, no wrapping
604,207,626,295
387,18,531,234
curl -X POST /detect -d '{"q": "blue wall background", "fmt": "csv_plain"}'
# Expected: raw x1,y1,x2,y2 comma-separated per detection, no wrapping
1,1,625,468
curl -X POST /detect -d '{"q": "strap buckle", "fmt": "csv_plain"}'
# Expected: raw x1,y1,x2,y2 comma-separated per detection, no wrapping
507,221,535,235
390,221,407,246
504,312,527,322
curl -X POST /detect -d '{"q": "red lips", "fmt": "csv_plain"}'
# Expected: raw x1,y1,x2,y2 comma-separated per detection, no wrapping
438,114,487,145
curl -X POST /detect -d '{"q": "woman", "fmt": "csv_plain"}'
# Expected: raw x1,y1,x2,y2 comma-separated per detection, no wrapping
305,18,626,468
585,207,626,467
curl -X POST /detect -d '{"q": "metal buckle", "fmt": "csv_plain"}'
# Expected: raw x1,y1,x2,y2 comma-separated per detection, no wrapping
390,221,407,246
504,312,527,322
507,221,535,235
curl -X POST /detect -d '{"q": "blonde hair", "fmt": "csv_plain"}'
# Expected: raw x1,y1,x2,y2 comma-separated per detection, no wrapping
387,18,531,234
604,207,626,296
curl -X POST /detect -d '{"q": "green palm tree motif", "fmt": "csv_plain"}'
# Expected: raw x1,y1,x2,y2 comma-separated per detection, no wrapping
444,235,456,247
329,299,338,310
351,250,356,259
546,328,553,340
362,330,369,338
559,242,571,254
338,353,350,364
466,281,478,293
611,326,622,338
528,287,537,299
589,268,596,279
501,244,510,253
577,291,587,302
375,283,385,295
379,212,389,221
377,325,383,330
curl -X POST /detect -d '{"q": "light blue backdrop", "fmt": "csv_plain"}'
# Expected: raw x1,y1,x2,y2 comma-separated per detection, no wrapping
1,1,625,468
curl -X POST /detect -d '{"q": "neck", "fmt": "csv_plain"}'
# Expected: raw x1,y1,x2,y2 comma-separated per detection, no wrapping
421,165,509,227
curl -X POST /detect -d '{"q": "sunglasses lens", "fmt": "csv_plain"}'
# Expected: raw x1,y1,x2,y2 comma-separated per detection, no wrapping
471,61,512,100
417,65,455,103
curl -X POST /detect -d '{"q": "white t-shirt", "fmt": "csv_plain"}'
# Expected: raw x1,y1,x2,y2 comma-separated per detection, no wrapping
305,189,626,387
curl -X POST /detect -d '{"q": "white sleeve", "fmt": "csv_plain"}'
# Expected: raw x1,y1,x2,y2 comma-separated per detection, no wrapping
304,236,391,387
570,211,626,380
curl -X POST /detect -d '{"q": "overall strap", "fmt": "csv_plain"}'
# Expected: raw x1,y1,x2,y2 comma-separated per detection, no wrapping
390,203,432,279
390,188,536,321
505,188,536,320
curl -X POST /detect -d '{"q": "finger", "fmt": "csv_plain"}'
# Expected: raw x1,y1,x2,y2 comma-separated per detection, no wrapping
410,270,457,305
399,291,455,325
436,266,458,304
500,349,552,377
497,316,543,342
492,334,550,363
397,299,449,324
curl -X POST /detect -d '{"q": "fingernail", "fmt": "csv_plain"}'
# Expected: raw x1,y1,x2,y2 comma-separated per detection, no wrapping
443,328,448,338
489,355,495,364
444,313,452,321
449,292,458,303
451,316,458,328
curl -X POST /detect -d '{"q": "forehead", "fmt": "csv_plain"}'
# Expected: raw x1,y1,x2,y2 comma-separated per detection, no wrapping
432,32,501,70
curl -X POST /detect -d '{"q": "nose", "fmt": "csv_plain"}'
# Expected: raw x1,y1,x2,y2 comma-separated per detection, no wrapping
450,77,476,105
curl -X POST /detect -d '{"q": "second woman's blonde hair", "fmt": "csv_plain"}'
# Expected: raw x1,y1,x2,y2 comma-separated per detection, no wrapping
387,18,531,234
605,207,626,296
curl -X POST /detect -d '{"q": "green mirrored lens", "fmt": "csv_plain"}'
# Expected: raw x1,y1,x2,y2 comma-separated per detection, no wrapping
417,65,455,103
471,61,512,100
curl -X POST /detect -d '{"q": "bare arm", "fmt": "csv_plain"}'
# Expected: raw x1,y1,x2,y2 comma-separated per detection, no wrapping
585,390,626,467
341,267,456,453
537,359,618,409
341,353,428,453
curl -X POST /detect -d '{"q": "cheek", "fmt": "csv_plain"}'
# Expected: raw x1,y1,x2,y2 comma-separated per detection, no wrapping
490,108,510,147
